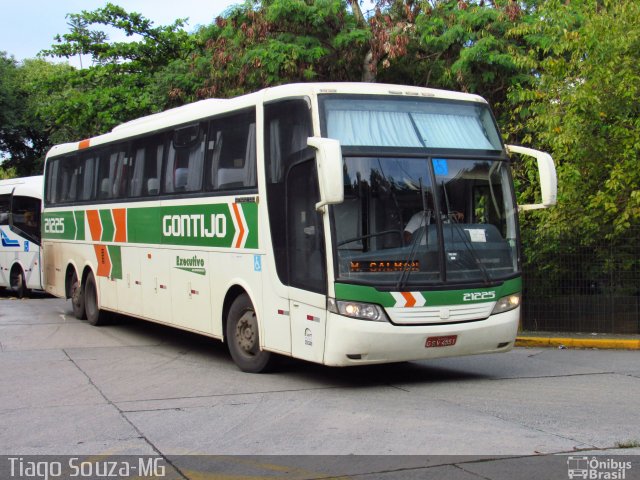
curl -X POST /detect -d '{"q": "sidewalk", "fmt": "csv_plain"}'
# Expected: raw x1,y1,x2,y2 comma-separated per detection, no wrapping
516,331,640,350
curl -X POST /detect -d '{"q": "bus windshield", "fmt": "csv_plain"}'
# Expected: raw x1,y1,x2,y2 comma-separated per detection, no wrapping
332,156,518,287
322,94,518,287
333,157,518,288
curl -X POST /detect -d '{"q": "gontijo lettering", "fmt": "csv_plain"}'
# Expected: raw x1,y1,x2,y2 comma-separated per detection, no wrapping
162,214,226,238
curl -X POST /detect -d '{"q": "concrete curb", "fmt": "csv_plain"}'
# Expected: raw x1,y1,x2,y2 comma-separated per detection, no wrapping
515,336,640,350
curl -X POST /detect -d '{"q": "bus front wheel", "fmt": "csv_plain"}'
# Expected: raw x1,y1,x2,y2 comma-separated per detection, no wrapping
84,272,108,326
226,294,274,373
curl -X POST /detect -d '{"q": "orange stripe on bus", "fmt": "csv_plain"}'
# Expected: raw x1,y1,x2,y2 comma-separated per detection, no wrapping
112,208,127,243
86,210,102,241
78,139,91,149
401,292,416,308
232,203,245,248
94,245,111,278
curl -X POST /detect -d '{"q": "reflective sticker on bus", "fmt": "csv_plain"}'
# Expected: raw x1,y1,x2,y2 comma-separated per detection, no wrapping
335,277,522,308
1,230,20,247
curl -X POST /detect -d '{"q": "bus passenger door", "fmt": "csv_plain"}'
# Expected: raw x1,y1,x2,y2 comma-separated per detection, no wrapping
286,159,327,363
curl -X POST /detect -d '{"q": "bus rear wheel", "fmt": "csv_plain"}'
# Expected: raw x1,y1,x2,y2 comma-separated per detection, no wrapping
226,293,274,373
84,272,108,326
10,266,28,299
70,271,86,320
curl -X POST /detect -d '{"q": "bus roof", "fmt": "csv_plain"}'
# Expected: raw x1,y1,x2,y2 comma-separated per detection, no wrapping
0,175,43,199
45,82,489,159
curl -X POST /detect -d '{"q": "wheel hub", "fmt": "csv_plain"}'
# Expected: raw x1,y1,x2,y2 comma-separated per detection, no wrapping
236,311,257,353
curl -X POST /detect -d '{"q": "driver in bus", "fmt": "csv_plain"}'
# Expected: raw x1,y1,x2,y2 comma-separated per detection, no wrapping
403,209,464,244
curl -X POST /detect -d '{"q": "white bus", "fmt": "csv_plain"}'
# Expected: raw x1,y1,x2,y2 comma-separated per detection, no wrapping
0,175,44,297
42,83,556,372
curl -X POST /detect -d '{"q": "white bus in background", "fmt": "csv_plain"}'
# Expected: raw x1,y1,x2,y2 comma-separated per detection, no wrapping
0,175,43,297
41,83,556,372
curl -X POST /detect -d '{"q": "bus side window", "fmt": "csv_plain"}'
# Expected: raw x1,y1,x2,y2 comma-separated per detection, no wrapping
78,156,96,201
0,194,9,224
130,135,164,198
207,109,257,191
164,124,205,194
96,145,127,200
57,159,77,203
12,195,41,241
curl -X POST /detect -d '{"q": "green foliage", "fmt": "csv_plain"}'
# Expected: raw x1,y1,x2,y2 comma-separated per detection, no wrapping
509,0,640,238
39,2,196,141
162,0,370,102
507,0,640,294
0,165,17,179
368,0,538,112
43,3,193,71
0,54,54,175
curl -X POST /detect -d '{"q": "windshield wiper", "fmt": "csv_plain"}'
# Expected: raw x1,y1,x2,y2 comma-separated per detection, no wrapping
396,177,430,290
441,180,491,285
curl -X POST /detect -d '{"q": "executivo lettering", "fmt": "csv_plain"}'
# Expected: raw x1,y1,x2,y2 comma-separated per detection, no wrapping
175,255,206,275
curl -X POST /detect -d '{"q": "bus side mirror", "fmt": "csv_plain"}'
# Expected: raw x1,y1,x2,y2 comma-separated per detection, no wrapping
307,137,344,211
507,144,557,211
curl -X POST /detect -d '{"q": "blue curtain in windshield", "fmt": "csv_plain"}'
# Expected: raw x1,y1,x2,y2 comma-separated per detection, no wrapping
323,98,500,150
326,110,422,147
412,113,494,149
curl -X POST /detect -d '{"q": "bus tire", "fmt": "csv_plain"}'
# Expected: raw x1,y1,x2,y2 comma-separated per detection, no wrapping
10,266,28,299
226,293,274,373
70,271,86,320
84,272,108,326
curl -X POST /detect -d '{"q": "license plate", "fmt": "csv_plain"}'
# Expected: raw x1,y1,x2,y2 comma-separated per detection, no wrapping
425,335,457,348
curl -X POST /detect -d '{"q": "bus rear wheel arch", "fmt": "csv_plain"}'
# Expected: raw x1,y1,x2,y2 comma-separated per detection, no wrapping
9,264,28,299
225,292,275,373
66,266,86,320
83,271,109,326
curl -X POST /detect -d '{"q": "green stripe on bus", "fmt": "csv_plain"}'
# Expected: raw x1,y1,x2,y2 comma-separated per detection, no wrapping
108,245,122,279
99,209,114,242
240,202,258,249
43,202,259,249
74,211,85,241
334,277,522,307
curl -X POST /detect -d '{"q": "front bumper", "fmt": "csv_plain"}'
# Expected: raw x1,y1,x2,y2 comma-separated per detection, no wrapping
323,307,520,366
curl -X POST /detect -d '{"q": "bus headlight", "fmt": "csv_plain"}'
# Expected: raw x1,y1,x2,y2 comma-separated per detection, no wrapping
491,293,521,315
328,298,389,322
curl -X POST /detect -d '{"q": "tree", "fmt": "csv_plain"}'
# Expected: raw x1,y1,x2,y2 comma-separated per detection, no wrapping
0,53,54,175
44,3,193,72
509,0,640,239
40,3,196,139
364,0,541,111
159,0,370,103
506,0,640,299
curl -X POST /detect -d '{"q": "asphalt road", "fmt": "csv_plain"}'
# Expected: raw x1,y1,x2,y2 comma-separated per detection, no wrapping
1,291,639,479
